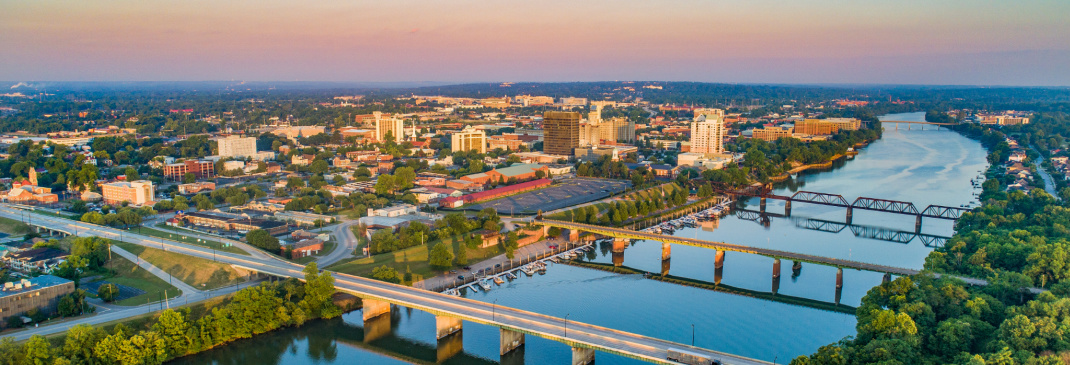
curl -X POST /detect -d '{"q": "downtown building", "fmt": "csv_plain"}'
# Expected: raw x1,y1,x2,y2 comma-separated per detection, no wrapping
690,108,726,154
451,126,487,153
543,111,581,156
373,111,406,143
101,180,156,206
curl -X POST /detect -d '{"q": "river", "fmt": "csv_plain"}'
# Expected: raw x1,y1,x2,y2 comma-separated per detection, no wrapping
171,112,988,365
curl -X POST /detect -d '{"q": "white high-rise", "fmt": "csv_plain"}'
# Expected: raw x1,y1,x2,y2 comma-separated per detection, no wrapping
690,108,725,154
373,111,405,143
216,135,257,158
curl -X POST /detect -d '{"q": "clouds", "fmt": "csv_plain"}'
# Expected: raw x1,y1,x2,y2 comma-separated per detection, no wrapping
1,0,1068,85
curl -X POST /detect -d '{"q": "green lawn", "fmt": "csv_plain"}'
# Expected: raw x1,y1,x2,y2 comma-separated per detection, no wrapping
113,241,247,290
137,225,248,255
0,216,31,236
100,255,183,306
326,235,503,285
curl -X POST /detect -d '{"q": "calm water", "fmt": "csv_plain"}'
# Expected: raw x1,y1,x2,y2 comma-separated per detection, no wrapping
172,112,988,365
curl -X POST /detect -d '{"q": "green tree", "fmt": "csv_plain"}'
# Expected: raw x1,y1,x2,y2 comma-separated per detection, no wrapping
24,335,52,365
455,244,468,265
246,229,280,252
372,265,401,283
183,172,196,183
429,243,454,269
98,283,119,302
310,160,329,174
299,263,341,319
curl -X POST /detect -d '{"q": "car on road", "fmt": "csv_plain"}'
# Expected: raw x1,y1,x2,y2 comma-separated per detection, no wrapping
494,264,502,268
449,270,457,274
456,275,464,281
549,245,558,249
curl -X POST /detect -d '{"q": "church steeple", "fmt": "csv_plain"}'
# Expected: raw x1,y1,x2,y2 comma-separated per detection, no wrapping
28,167,37,187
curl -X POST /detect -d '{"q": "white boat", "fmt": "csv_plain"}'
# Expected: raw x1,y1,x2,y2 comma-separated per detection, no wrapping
478,279,493,291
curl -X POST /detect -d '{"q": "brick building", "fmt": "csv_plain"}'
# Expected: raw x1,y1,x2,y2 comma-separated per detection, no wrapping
164,160,215,181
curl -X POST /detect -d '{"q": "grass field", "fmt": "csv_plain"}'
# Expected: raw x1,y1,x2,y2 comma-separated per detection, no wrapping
326,235,503,284
0,216,31,236
100,255,183,306
137,225,248,255
113,241,247,290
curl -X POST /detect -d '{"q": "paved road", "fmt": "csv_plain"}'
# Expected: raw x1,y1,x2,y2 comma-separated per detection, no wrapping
0,205,772,365
533,219,1046,294
1031,146,1061,200
318,219,361,266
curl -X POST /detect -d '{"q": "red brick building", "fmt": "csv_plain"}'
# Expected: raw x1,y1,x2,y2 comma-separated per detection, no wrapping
164,160,215,181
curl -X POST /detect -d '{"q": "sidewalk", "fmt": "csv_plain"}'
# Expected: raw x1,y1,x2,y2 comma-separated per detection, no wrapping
110,245,203,295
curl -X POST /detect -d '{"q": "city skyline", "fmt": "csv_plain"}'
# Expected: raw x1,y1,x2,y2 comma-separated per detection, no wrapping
2,0,1069,86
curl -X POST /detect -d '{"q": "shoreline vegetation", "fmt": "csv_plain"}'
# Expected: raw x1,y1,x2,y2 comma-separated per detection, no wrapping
792,112,1070,364
0,263,345,365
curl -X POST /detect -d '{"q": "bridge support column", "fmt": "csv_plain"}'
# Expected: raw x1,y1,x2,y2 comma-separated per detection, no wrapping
759,197,767,213
362,298,391,321
436,315,463,339
661,242,671,261
772,259,781,279
661,258,670,276
846,207,853,225
784,201,792,216
915,215,923,233
572,346,595,365
612,238,627,267
363,310,392,343
437,329,463,363
836,268,843,288
500,328,525,355
714,250,725,269
883,273,892,284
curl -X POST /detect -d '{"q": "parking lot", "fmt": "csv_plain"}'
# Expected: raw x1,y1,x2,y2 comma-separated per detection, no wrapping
469,178,631,214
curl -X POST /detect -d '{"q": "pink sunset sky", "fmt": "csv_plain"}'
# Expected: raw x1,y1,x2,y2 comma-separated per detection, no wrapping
2,0,1069,85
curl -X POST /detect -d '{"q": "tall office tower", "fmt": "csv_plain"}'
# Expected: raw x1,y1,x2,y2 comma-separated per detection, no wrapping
690,109,726,154
374,111,405,143
451,126,487,153
543,111,581,155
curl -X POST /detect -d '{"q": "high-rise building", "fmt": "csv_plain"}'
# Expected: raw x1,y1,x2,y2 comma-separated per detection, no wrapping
215,135,258,158
690,109,725,154
543,111,580,156
451,126,487,153
164,160,215,181
102,180,155,205
373,111,405,143
611,117,636,142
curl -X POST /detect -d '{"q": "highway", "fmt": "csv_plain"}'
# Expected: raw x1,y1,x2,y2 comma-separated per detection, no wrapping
0,206,772,365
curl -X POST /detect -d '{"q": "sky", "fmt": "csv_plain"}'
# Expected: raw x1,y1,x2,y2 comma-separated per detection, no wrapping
2,0,1069,86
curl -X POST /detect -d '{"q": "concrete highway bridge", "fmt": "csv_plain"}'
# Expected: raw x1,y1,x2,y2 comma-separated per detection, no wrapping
0,206,771,365
533,219,1044,296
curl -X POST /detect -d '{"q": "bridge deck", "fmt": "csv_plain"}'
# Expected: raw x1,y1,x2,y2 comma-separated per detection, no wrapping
0,207,771,365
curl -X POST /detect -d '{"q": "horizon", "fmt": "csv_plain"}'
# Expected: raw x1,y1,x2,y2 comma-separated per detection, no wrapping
3,0,1069,86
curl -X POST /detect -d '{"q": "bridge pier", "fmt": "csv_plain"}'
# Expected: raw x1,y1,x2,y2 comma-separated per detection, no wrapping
915,215,923,233
836,268,843,288
845,207,853,225
759,197,767,213
612,238,627,267
772,259,781,279
714,250,724,269
661,258,670,276
362,298,391,321
437,330,463,363
883,273,892,284
436,315,463,339
363,310,392,343
661,242,671,261
500,328,525,355
572,346,595,365
784,201,791,216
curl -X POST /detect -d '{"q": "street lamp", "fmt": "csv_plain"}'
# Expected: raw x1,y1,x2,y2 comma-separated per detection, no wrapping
492,299,497,321
564,313,570,338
